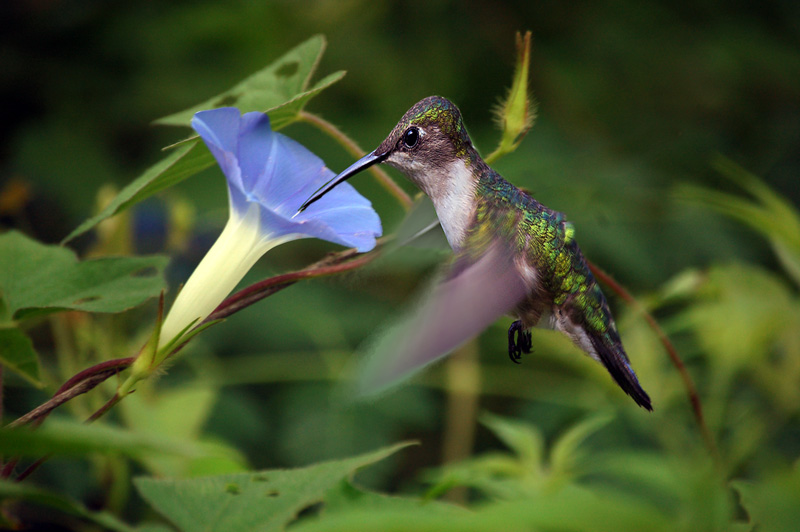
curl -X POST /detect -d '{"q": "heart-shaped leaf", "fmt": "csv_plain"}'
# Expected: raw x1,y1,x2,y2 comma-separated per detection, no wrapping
62,35,344,244
155,34,343,128
0,231,166,319
0,326,43,386
135,442,413,532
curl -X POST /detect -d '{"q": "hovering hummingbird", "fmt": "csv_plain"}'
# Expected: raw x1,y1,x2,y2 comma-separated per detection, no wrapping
300,96,652,410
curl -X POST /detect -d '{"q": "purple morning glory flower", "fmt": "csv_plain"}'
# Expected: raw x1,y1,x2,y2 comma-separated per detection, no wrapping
192,107,381,251
158,107,382,348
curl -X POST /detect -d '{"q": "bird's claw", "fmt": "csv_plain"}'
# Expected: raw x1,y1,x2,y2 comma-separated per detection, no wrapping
508,320,532,364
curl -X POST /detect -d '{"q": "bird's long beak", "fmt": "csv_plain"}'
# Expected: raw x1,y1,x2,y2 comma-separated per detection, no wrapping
298,150,387,213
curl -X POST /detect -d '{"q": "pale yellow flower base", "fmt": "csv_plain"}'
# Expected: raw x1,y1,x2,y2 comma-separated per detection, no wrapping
118,203,301,397
159,202,296,349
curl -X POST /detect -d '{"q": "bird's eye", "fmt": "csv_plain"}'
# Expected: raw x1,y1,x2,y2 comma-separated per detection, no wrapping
402,127,420,149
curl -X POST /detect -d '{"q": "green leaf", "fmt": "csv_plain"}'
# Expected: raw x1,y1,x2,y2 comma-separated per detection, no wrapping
292,481,468,532
480,411,544,468
121,386,217,444
265,70,346,130
0,479,135,532
323,480,463,516
62,142,203,243
589,450,736,531
136,526,176,532
0,231,167,319
61,36,345,244
734,468,800,532
587,451,686,499
430,413,613,500
678,157,800,288
292,484,670,532
155,35,344,128
134,442,413,532
548,413,612,478
423,412,547,500
678,263,795,371
0,326,43,386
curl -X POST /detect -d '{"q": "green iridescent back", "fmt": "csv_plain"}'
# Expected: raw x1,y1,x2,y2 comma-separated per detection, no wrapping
385,95,620,341
468,170,620,341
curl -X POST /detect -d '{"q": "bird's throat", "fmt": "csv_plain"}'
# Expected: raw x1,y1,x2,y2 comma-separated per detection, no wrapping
424,158,478,251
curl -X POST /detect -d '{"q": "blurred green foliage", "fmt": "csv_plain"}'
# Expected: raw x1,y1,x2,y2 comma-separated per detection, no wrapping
1,1,800,530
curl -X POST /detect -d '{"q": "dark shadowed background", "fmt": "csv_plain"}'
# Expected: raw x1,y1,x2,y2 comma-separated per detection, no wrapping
2,1,799,529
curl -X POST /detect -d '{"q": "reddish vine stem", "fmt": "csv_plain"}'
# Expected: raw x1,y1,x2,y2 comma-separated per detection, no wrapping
9,386,127,481
587,259,720,464
4,109,400,481
208,245,381,322
86,393,123,424
1,363,132,480
1,457,18,479
14,455,51,482
52,358,135,402
8,243,380,434
4,243,383,481
5,362,132,431
2,254,368,480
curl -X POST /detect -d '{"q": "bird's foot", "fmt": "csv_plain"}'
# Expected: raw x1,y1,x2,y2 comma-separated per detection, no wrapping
508,320,532,364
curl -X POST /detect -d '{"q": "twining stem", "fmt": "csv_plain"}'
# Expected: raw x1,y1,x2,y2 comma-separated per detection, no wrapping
5,358,133,431
5,244,382,435
1,358,132,481
209,242,383,321
86,393,123,424
587,260,720,465
299,111,413,210
3,243,381,481
14,456,51,482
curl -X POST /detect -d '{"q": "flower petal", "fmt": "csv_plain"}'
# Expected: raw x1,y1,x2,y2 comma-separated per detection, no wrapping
248,129,331,212
191,107,244,185
298,206,382,252
191,107,382,251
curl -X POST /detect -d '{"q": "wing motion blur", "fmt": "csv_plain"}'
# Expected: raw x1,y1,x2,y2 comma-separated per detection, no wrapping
357,241,528,395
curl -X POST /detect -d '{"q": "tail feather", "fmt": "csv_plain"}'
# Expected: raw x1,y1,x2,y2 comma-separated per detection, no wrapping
589,335,652,411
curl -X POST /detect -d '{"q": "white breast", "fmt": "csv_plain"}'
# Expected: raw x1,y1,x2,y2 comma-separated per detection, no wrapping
428,159,477,251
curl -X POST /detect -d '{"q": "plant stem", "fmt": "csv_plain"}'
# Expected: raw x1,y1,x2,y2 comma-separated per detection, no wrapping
14,455,50,482
441,340,480,505
587,259,721,466
207,240,384,322
5,359,133,430
299,111,413,210
6,244,383,438
1,359,132,481
86,393,122,423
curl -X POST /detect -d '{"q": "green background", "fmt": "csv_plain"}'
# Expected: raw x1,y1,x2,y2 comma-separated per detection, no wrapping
2,1,799,530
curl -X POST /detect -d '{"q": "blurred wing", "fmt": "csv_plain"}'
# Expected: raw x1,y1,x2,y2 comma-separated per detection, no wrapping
393,195,450,250
357,242,528,395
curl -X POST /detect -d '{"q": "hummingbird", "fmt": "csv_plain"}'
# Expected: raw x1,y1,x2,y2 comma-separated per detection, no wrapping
299,96,652,410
